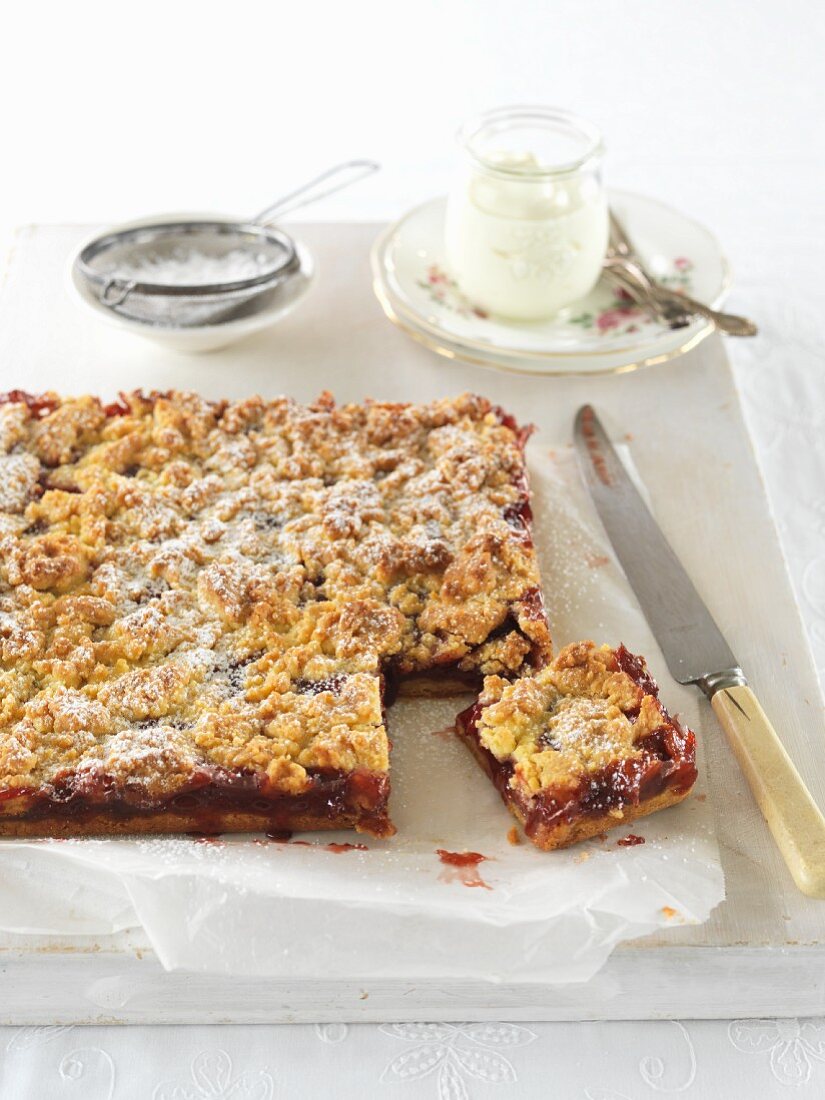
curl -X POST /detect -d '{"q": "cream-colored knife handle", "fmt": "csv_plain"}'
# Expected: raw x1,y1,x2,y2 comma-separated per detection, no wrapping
712,685,825,898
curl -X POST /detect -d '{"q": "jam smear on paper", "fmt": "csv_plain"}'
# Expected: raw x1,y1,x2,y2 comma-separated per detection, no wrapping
436,848,492,890
430,725,455,742
261,832,366,853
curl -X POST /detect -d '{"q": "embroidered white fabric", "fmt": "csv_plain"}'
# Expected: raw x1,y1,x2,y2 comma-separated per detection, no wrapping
2,1018,825,1098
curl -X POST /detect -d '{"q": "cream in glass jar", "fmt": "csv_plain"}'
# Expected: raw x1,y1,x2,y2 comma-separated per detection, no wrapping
445,107,608,321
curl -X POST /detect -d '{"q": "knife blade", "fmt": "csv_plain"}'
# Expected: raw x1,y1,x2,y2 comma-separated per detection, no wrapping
573,404,740,692
573,404,825,898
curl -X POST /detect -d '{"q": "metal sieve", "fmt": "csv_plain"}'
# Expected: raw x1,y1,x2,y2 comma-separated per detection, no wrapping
72,160,378,328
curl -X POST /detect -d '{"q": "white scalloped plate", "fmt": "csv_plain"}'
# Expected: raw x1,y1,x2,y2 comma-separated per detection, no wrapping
372,190,731,376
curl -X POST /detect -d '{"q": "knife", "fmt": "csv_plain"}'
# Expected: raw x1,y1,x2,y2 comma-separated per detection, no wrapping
574,404,825,898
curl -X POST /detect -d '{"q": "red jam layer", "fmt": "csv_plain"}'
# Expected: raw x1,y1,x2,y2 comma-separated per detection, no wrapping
492,405,534,452
0,766,391,835
614,644,660,704
0,390,60,419
0,389,217,421
383,664,483,705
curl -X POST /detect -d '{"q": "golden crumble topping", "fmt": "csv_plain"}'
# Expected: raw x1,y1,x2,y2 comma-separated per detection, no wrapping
0,389,549,807
473,641,678,796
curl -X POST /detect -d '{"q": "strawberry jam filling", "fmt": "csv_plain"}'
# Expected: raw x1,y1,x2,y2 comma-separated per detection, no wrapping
0,390,60,419
0,767,392,837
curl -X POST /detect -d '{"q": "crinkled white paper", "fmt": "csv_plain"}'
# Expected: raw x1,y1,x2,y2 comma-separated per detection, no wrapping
0,445,724,983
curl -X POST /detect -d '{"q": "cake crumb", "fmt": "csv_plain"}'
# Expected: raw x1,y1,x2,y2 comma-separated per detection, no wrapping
661,906,678,919
507,826,522,846
586,553,610,569
617,833,645,847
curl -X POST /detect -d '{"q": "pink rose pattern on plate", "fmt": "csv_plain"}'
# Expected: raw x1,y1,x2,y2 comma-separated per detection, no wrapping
417,265,490,319
417,260,695,337
570,257,694,335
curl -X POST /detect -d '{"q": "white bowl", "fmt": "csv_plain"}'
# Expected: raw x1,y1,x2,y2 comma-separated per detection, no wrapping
66,213,316,354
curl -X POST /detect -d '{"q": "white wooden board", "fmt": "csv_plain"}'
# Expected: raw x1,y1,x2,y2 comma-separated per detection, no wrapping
0,223,823,1022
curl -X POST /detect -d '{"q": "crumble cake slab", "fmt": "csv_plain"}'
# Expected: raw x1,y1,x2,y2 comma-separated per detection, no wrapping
0,388,549,838
457,640,698,849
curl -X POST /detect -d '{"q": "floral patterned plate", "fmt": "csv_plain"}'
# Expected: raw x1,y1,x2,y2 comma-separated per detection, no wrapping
371,191,731,376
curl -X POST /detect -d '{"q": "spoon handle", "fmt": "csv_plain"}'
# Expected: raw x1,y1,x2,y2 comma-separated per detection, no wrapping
605,256,758,338
650,285,758,338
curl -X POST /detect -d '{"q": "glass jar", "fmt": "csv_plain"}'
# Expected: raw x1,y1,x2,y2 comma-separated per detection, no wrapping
445,106,608,321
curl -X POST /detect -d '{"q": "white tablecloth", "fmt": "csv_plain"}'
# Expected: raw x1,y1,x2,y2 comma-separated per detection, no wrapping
2,0,824,1095
2,1018,825,1098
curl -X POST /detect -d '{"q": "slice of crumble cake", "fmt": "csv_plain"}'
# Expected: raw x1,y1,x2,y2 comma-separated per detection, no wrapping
456,641,697,849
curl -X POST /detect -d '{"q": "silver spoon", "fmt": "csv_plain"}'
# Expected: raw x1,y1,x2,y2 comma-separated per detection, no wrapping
606,209,758,338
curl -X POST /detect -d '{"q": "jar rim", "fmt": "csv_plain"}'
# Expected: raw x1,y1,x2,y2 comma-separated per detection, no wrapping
456,105,604,179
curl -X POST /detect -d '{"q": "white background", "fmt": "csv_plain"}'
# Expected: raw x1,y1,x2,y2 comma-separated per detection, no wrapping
0,0,823,263
2,1,825,1097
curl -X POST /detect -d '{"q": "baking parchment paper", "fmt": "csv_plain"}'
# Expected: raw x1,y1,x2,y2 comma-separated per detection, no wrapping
0,444,724,982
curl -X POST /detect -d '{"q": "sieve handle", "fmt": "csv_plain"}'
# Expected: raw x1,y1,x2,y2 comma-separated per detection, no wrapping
100,278,137,308
253,160,379,224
